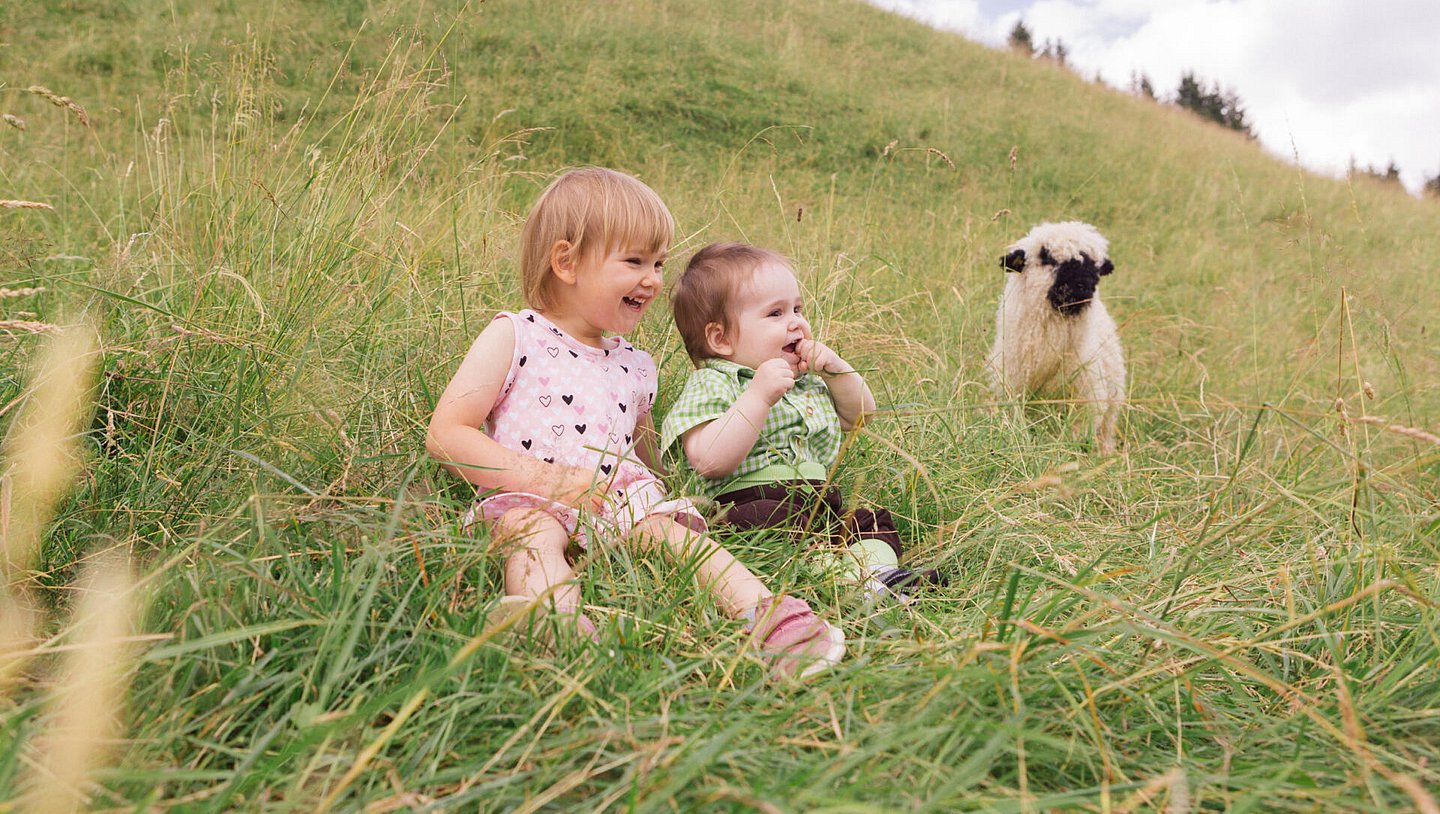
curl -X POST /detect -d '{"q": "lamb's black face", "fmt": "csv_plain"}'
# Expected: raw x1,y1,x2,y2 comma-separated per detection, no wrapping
1043,251,1114,316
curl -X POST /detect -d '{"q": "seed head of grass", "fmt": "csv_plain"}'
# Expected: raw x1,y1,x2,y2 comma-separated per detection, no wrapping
0,320,63,334
1,323,98,583
23,550,139,814
1,324,98,690
25,85,92,128
0,287,47,299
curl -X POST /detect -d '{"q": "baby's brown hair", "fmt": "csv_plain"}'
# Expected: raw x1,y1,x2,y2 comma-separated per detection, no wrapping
671,242,793,365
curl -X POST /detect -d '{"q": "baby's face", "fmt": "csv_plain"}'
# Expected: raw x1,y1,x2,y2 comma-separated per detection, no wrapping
714,261,811,372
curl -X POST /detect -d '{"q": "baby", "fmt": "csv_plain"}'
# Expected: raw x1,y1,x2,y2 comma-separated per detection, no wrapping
661,243,945,603
426,171,844,679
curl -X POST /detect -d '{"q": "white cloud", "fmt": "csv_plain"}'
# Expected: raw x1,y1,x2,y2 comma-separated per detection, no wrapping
867,0,1440,192
867,0,985,33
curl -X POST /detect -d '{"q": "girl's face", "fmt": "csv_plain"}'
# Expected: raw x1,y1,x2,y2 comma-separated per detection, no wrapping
710,261,811,372
548,242,666,345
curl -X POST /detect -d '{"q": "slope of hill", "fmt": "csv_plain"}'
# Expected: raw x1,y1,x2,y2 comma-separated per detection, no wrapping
1,0,1436,810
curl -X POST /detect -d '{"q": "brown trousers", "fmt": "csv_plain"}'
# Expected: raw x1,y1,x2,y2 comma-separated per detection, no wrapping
714,480,904,561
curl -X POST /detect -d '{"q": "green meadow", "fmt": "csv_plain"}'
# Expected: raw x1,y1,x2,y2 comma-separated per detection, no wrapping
2,0,1437,810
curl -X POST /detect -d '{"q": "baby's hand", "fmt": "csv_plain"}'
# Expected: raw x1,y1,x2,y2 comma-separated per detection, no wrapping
547,464,609,512
795,338,850,376
750,358,797,405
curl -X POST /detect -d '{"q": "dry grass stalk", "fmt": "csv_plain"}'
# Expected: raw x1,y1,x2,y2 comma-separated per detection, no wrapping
926,147,956,168
1,287,47,299
25,551,138,814
0,320,63,335
0,200,55,211
25,85,92,128
171,322,233,344
2,113,26,131
1352,415,1440,446
1113,766,1189,814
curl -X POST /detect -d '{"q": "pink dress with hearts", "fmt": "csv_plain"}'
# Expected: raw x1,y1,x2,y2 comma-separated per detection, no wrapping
463,309,703,545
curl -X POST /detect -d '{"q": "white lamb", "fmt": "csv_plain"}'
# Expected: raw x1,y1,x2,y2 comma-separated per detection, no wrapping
986,221,1126,454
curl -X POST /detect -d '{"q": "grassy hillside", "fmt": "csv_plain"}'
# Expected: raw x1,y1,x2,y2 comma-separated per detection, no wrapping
2,0,1437,810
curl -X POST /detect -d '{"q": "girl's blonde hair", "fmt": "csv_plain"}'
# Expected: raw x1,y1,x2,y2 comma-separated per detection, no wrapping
520,168,675,311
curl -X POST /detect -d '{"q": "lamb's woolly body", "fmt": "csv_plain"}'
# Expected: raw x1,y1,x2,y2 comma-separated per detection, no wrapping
986,221,1126,453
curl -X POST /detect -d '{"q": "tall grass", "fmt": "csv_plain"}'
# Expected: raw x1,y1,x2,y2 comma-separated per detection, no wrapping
1,0,1436,810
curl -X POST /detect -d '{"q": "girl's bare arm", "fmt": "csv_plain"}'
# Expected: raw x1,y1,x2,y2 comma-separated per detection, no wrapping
426,319,603,509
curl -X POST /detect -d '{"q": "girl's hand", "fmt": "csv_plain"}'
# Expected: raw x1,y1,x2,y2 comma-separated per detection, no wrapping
750,358,797,405
795,338,851,376
548,464,609,512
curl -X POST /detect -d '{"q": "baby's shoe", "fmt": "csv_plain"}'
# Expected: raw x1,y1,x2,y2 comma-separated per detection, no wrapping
745,595,845,680
866,566,948,605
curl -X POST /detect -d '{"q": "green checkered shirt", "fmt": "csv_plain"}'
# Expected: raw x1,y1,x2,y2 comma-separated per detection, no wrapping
660,358,843,498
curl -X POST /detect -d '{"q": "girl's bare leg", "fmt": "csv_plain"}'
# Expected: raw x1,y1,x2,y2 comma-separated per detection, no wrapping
631,515,770,617
492,508,581,610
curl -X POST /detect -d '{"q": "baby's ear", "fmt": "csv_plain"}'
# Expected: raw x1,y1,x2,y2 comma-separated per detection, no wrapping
550,240,578,284
703,322,732,357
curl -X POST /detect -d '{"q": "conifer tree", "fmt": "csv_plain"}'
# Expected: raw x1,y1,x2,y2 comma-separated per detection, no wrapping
1008,20,1034,55
1424,171,1440,200
1174,71,1254,139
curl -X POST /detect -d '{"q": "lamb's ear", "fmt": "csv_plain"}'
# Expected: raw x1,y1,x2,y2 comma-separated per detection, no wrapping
1001,249,1026,273
1098,258,1115,276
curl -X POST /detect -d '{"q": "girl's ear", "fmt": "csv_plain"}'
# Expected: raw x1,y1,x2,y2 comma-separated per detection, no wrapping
550,240,577,285
704,322,733,357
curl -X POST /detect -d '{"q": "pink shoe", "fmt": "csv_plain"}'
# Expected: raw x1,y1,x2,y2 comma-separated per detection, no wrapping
746,596,845,680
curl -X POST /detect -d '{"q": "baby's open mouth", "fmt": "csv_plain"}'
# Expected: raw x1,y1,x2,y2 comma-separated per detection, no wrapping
782,340,799,354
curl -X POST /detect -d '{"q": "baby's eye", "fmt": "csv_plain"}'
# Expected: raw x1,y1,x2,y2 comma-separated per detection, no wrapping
793,305,804,315
767,309,782,318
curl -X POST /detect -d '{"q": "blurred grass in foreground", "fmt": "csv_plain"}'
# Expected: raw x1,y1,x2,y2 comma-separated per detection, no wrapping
0,0,1437,810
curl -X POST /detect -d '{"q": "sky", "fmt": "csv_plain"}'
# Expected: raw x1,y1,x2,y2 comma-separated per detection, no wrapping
865,0,1440,194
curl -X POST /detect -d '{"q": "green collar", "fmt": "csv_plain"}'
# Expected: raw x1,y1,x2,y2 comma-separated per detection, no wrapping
700,357,823,387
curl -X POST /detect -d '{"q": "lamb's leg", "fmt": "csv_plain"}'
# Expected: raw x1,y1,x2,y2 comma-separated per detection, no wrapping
986,350,1022,424
1078,365,1121,454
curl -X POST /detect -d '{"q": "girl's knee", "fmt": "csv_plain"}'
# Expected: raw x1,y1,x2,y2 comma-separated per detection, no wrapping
491,508,568,553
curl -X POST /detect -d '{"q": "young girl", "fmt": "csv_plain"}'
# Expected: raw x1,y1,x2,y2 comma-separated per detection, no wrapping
426,168,843,679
